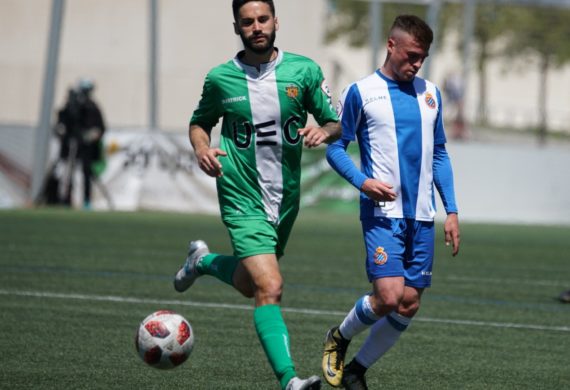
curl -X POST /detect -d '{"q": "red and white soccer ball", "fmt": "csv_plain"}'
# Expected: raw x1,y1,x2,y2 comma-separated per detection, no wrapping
135,310,195,369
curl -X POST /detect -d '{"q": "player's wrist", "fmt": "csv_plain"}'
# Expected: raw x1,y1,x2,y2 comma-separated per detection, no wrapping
194,143,211,156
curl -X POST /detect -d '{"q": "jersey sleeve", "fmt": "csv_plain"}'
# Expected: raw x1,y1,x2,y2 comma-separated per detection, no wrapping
190,72,223,133
433,144,458,214
327,138,368,190
338,83,363,142
303,63,338,126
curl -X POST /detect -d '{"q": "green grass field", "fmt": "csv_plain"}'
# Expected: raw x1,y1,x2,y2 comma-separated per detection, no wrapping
1,209,569,389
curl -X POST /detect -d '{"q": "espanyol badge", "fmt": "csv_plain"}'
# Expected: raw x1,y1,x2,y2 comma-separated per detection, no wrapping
374,247,388,265
425,93,436,109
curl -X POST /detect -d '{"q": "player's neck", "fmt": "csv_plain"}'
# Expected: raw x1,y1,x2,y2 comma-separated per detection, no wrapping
379,65,395,81
240,48,278,71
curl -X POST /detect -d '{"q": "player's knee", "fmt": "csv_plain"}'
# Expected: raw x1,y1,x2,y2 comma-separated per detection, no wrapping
255,280,283,304
397,288,423,317
379,300,399,314
398,301,420,318
265,281,283,301
373,292,403,315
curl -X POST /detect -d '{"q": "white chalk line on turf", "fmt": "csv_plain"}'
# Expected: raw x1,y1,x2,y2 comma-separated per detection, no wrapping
442,275,566,287
1,289,569,333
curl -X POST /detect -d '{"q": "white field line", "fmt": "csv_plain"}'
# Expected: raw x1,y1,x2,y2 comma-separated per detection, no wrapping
1,289,569,333
441,275,566,287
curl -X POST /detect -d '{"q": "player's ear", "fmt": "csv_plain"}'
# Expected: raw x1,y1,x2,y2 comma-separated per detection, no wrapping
274,16,279,32
233,22,239,35
386,37,396,54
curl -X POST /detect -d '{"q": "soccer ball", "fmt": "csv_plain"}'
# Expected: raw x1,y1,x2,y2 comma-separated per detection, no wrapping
135,310,195,369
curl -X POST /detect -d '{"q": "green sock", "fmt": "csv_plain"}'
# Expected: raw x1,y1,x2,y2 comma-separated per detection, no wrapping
254,305,297,390
195,253,239,286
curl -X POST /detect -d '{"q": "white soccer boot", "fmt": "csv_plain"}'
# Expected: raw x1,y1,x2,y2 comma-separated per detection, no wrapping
173,240,209,292
285,375,322,390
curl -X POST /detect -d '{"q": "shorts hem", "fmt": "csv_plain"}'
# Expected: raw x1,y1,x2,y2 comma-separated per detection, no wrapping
369,274,431,289
368,272,404,282
404,281,432,289
236,249,278,260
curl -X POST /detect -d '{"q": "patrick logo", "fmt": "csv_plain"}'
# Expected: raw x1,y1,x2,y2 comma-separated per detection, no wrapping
425,93,436,109
374,247,388,265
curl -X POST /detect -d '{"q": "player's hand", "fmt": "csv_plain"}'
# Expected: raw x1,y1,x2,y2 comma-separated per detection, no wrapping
444,213,460,256
298,125,329,148
195,146,227,177
360,178,397,202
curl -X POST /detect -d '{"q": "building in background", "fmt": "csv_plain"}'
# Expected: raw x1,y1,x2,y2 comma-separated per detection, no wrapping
0,0,569,225
1,0,570,132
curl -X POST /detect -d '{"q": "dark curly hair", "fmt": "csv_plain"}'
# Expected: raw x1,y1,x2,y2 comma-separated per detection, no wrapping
232,0,275,22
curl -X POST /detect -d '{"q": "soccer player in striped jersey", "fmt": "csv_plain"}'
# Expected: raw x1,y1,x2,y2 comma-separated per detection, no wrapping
174,1,340,389
322,15,461,389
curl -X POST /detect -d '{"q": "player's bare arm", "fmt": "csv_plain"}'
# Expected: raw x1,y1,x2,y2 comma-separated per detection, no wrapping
444,212,460,256
298,121,341,148
360,178,397,202
189,124,227,177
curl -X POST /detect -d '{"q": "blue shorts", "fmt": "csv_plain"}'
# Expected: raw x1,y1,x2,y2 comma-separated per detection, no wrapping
361,217,435,288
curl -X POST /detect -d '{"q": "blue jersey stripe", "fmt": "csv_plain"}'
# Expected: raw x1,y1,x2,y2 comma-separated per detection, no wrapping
340,83,362,142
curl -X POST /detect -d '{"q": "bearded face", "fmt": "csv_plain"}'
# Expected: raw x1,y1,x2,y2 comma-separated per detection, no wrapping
234,1,279,56
238,27,276,55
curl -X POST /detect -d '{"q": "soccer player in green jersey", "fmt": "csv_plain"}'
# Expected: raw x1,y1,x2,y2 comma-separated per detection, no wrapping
174,1,340,389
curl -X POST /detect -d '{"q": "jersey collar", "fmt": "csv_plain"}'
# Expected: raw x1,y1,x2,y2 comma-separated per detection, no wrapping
233,49,284,79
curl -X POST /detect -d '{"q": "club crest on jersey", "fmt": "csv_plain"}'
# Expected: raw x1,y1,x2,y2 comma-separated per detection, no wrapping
321,79,332,98
374,247,388,265
336,100,344,117
285,84,299,99
425,93,436,109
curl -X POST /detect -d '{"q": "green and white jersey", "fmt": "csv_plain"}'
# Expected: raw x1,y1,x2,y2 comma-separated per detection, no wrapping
191,50,338,224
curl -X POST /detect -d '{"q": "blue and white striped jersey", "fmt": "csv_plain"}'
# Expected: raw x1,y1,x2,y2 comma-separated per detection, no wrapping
329,70,456,221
